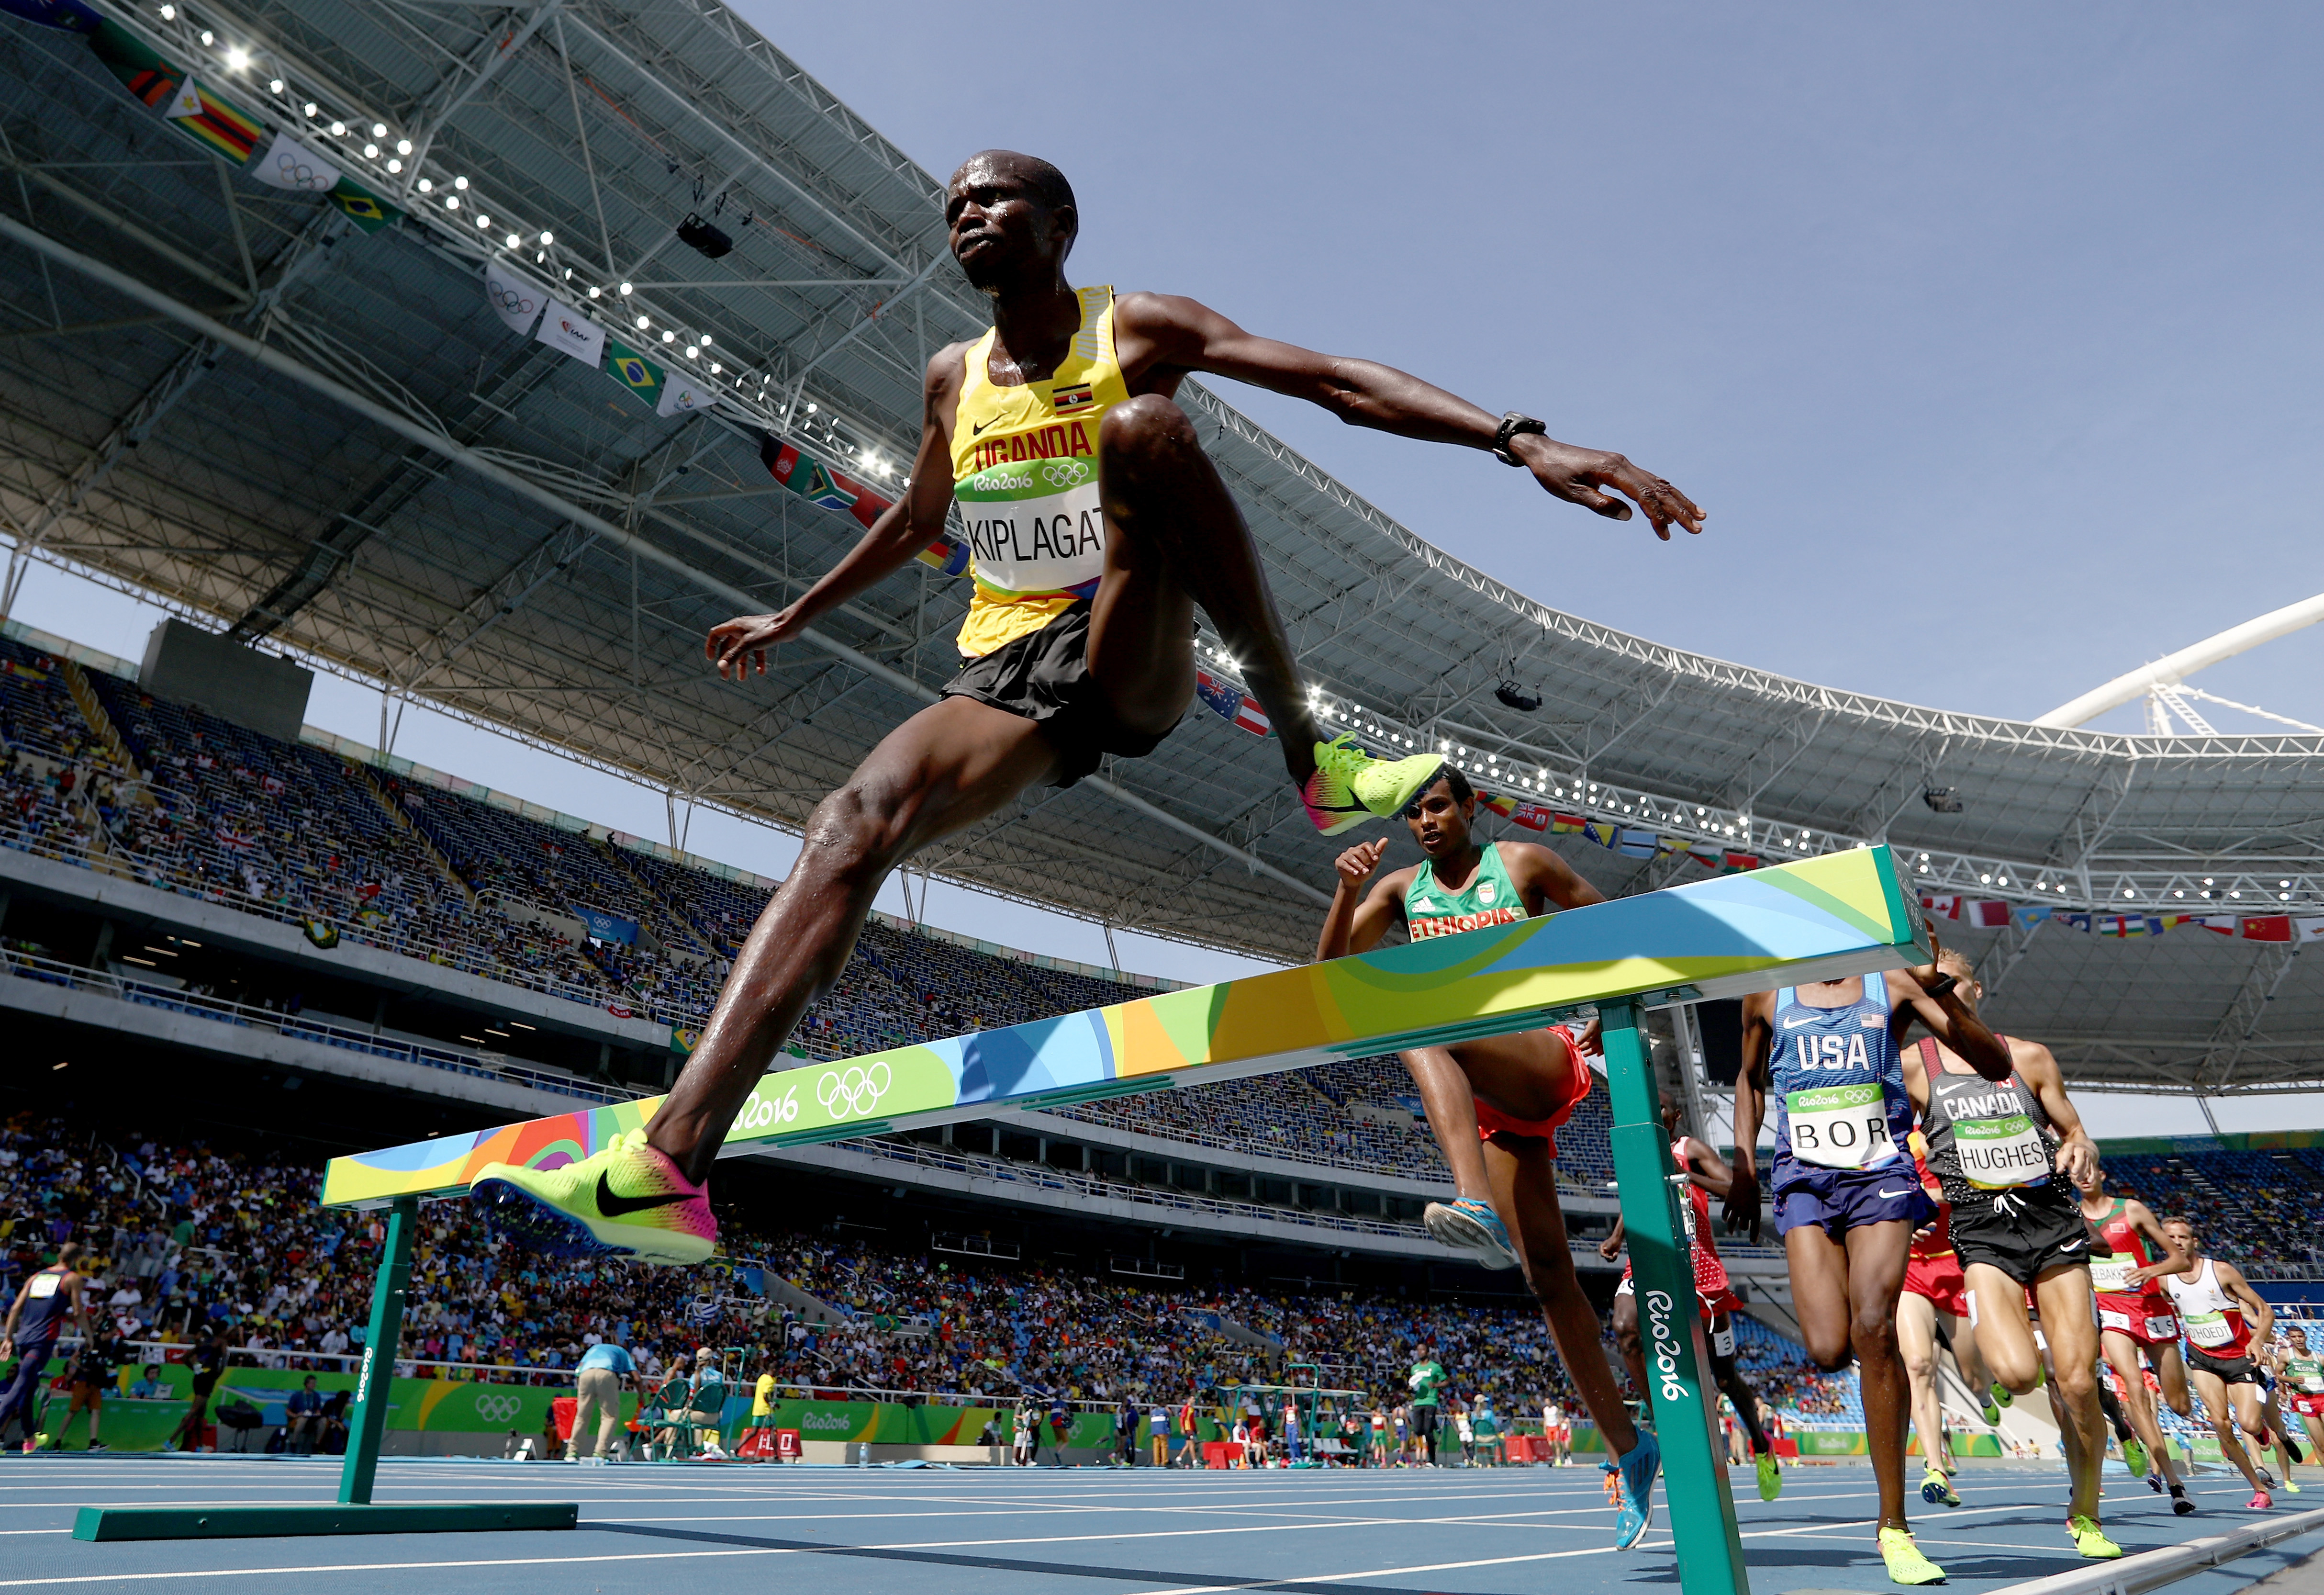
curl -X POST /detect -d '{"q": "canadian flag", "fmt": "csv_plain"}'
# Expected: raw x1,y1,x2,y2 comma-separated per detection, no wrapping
1921,895,1962,920
1966,901,2011,928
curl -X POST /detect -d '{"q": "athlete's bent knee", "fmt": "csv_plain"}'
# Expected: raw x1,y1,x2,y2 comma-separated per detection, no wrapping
1848,1307,1896,1360
799,781,910,887
1101,393,1199,467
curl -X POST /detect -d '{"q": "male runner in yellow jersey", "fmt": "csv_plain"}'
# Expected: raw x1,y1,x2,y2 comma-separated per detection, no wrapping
473,150,1703,1266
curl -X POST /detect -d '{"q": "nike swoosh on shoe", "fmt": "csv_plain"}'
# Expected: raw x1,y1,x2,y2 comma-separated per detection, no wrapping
595,1172,688,1218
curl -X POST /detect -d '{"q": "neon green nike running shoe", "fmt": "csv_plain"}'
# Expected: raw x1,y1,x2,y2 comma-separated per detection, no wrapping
1878,1527,1946,1585
1301,736,1444,835
471,1128,716,1265
2067,1514,2122,1560
1991,1380,2014,1409
2123,1437,2150,1478
1920,1466,1960,1507
1756,1447,1783,1501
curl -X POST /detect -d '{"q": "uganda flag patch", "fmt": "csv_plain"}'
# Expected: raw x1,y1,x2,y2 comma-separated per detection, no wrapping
1051,382,1094,413
163,76,263,165
326,175,402,233
89,19,181,107
605,337,664,406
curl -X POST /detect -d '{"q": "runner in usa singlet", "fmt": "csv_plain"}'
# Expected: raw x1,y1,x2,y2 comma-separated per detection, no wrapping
948,284,1129,658
1767,978,1912,1188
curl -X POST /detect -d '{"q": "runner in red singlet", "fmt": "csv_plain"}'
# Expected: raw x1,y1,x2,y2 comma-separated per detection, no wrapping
1896,1135,1997,1509
2075,1165,2197,1514
1600,1096,1782,1502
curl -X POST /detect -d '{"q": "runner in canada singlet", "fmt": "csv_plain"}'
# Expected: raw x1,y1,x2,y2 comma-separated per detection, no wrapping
949,284,1129,658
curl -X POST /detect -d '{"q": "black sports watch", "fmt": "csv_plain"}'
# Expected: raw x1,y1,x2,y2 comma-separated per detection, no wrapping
1922,973,1958,1000
1491,411,1547,465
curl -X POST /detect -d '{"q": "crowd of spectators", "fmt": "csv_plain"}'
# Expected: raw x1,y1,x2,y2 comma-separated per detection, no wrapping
0,1105,1855,1429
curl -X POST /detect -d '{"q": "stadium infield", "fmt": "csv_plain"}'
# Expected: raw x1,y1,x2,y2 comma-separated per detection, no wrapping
8,1455,2323,1595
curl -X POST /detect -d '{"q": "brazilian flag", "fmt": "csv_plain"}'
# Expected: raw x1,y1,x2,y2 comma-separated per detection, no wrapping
327,175,402,234
605,338,664,407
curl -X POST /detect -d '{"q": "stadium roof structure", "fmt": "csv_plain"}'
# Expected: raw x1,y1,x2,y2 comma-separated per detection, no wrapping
1,0,2319,1098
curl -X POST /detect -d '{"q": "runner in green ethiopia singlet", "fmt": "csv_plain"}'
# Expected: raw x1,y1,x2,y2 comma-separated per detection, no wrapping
1403,841,1530,939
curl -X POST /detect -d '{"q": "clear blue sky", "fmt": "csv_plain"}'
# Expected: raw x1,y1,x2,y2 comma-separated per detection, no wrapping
21,2,2324,1133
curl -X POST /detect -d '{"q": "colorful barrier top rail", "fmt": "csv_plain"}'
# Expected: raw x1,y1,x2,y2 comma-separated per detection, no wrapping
321,845,1926,1208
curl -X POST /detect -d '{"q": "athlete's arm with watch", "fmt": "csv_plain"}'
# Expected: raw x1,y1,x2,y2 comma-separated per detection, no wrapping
1895,933,2014,1081
1111,293,1706,541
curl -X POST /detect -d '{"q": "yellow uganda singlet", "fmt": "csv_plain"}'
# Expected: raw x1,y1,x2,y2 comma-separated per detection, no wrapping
949,284,1130,657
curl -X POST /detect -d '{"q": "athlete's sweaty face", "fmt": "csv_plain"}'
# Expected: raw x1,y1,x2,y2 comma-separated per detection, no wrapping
2165,1219,2201,1259
946,154,1073,292
1403,778,1473,859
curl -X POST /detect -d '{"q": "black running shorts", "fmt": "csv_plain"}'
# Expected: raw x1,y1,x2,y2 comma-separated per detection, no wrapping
940,600,1173,788
2188,1348,2262,1386
1409,1404,1437,1437
1950,1183,2090,1286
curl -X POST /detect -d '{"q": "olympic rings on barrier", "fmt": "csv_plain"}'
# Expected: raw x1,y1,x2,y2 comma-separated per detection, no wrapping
816,1060,891,1120
473,1391,522,1425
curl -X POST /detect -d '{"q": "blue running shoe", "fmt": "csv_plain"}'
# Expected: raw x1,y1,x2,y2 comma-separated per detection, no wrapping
1424,1197,1519,1270
1613,1430,1661,1550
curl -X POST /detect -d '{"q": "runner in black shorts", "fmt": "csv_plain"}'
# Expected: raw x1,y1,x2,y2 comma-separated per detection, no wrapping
1904,948,2119,1561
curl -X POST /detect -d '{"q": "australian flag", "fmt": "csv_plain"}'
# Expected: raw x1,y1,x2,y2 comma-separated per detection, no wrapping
1195,671,1272,737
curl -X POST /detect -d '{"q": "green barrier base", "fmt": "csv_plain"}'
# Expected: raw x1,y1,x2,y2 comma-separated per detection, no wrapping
72,1503,579,1541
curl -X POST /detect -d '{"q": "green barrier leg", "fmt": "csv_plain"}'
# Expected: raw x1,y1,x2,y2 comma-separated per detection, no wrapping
338,1195,416,1505
1601,998,1750,1595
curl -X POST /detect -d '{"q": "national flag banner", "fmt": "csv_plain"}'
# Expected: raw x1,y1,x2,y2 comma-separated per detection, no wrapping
656,371,716,419
1193,669,1243,727
2015,905,2053,928
1478,792,1519,820
259,774,285,796
2297,918,2324,945
1920,894,1962,920
2195,915,2238,934
914,537,971,578
0,659,49,683
759,434,893,530
326,174,401,233
605,338,665,407
1616,828,1659,859
1504,803,1553,833
1232,695,1271,738
2099,914,2159,938
483,261,547,337
246,128,338,193
1686,842,1724,869
89,20,181,106
535,298,606,367
2056,911,2093,933
2241,915,2294,943
1966,900,2011,928
1550,813,1586,834
1722,852,1761,873
161,76,263,165
1,0,103,33
1655,835,1686,859
213,828,254,851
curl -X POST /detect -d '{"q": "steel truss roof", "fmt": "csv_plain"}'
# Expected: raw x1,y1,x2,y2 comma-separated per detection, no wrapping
0,0,2318,1096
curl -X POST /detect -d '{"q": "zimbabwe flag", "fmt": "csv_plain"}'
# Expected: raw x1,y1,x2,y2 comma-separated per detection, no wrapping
164,77,263,165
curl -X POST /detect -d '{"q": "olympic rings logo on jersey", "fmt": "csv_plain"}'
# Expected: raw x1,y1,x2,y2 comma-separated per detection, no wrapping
816,1061,892,1121
1039,460,1090,488
472,1392,521,1425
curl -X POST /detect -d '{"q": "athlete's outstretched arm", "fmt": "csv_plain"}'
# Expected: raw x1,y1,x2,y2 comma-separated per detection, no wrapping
1891,957,2013,1080
706,350,963,678
1112,294,1705,540
1679,1135,1736,1199
2012,1039,2097,1185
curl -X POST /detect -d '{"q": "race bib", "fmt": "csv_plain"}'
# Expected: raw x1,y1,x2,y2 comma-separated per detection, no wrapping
1785,1082,1896,1169
2146,1314,2179,1340
2089,1256,2133,1294
1711,1320,1737,1357
2185,1311,2234,1349
26,1273,57,1299
1955,1112,2048,1189
956,462,1105,595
